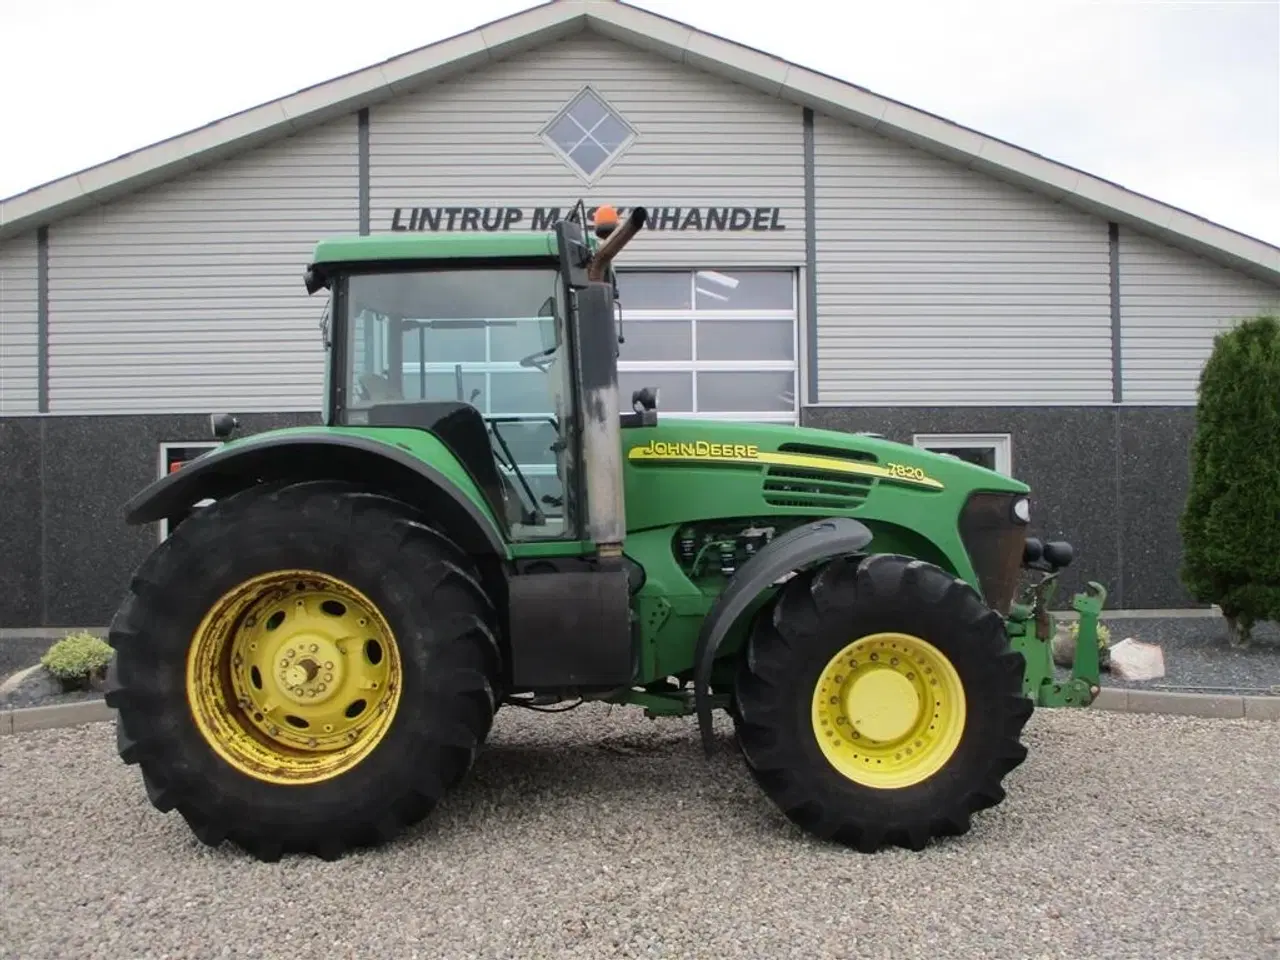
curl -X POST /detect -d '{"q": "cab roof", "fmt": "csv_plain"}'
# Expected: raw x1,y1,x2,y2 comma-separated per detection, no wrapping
310,231,560,266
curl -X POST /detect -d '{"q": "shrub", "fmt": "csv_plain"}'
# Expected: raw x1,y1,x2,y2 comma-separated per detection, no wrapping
1069,618,1112,652
40,631,114,688
1052,618,1112,668
1179,313,1280,646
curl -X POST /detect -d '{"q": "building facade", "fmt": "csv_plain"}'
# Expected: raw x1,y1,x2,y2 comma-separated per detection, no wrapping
2,0,1280,627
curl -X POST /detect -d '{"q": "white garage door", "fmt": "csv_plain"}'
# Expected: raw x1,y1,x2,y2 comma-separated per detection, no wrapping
615,268,799,424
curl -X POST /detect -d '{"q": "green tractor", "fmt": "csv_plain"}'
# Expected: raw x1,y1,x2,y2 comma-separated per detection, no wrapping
105,202,1107,862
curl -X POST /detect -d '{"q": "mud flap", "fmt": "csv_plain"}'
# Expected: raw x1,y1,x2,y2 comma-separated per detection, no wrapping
692,517,873,755
506,568,635,690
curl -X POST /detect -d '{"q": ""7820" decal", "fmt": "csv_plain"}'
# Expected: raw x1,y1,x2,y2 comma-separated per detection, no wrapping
884,462,930,482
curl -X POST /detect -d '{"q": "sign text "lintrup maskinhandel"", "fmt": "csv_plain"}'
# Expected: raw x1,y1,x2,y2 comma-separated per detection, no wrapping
389,205,786,233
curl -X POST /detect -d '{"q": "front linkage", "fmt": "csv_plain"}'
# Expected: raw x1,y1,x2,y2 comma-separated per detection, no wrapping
1005,536,1108,709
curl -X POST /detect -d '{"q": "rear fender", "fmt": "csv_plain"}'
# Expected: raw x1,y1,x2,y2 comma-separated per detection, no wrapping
693,516,873,755
124,433,508,558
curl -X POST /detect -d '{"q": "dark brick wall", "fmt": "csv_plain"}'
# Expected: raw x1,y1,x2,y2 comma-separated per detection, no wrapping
800,405,1200,610
0,405,1201,627
0,412,319,628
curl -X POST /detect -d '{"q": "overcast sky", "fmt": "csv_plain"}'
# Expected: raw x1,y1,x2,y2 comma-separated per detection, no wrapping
2,0,1277,245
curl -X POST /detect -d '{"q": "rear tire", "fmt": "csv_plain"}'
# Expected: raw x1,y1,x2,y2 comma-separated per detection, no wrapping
105,479,502,862
732,553,1032,852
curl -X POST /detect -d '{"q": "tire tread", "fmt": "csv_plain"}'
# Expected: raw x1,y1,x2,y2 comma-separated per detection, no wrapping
106,479,503,862
733,552,1033,854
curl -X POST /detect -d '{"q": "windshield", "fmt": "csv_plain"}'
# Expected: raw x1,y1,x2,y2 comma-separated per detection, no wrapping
340,266,572,536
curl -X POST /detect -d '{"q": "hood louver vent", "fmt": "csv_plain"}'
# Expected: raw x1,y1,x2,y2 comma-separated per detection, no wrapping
762,442,879,510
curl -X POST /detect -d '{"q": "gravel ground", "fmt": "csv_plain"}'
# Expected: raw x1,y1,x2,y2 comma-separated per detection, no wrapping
0,638,48,683
2,705,1279,960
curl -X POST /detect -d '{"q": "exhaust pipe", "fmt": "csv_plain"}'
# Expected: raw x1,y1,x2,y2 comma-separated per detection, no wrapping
587,206,648,281
576,205,647,559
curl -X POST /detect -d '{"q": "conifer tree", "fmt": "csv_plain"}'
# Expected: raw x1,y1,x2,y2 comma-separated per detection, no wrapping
1179,314,1280,646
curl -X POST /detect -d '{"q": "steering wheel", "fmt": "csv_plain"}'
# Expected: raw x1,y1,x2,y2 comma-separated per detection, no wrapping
519,347,555,372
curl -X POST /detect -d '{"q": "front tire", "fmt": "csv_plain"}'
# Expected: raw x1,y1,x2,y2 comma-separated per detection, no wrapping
733,553,1032,852
105,479,502,862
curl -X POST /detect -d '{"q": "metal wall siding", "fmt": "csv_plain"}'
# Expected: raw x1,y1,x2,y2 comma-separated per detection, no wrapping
368,33,805,267
0,234,39,414
46,121,359,414
812,114,1113,405
1118,229,1280,405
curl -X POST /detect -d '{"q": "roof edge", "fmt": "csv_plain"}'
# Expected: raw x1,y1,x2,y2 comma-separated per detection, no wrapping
0,1,587,240
590,1,1280,285
1,0,1277,286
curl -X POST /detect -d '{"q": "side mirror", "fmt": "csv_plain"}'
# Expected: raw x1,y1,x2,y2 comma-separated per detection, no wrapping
555,219,591,289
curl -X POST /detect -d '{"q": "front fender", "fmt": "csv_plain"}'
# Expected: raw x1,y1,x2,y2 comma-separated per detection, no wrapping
124,430,508,557
693,516,873,755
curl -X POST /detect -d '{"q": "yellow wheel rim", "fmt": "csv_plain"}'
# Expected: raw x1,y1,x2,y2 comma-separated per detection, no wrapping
811,632,966,789
185,570,402,786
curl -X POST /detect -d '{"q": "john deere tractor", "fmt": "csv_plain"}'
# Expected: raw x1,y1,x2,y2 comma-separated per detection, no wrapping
105,203,1106,862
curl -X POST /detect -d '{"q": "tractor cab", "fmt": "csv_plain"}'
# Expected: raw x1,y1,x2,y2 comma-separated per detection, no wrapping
304,202,648,550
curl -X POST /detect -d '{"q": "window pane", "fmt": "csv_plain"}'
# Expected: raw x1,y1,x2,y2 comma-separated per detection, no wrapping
493,418,560,466
571,141,609,176
697,371,794,412
694,270,793,311
617,271,692,310
346,267,565,415
568,90,609,129
402,322,486,364
350,268,558,322
927,446,997,471
546,114,584,153
490,371,557,415
696,318,794,361
489,318,556,363
512,471,565,516
411,370,486,405
620,371,693,412
591,114,631,152
618,319,692,361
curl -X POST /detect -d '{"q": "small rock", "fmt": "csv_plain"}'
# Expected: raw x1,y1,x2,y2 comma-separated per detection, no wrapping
1108,638,1166,682
1051,626,1074,668
0,664,64,706
1052,624,1110,670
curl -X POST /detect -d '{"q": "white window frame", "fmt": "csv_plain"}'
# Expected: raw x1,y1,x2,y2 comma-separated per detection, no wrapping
157,441,222,542
912,432,1013,476
539,84,638,184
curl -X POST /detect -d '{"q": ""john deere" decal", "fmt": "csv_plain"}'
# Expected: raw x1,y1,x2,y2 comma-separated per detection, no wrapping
627,440,944,490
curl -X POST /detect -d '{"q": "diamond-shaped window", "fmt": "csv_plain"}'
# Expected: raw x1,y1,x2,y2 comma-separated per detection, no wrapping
540,87,636,181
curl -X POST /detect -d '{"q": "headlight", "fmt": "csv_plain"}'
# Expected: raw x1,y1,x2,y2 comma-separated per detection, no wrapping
1012,497,1031,524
